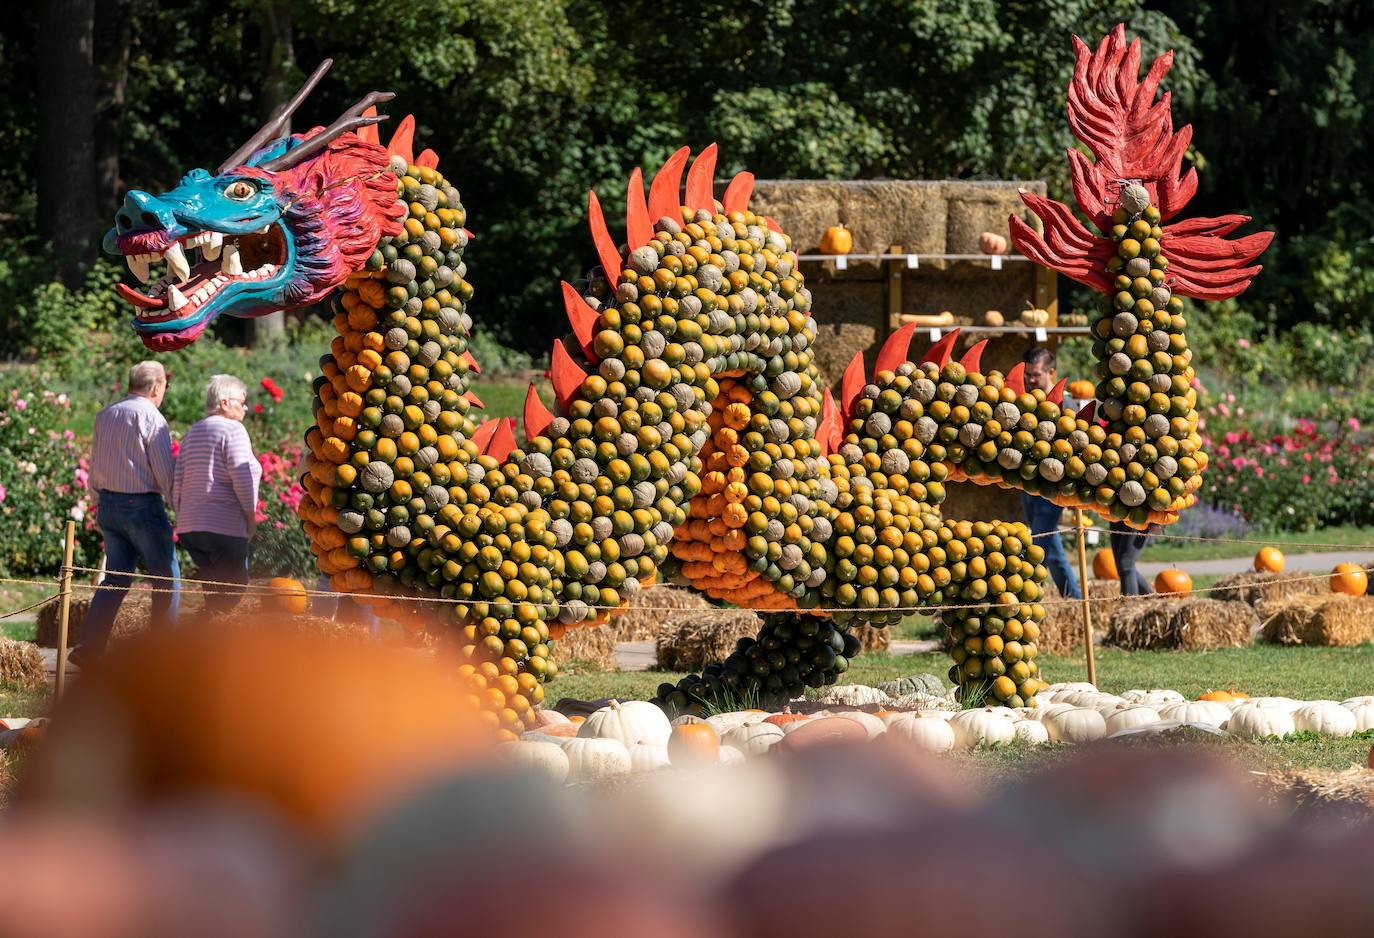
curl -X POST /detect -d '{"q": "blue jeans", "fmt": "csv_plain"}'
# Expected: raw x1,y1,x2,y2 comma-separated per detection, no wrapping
179,530,250,614
83,492,180,651
1020,493,1081,599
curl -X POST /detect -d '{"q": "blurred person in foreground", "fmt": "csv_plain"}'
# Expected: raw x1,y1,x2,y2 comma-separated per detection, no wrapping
75,361,180,666
174,375,262,613
1020,347,1081,599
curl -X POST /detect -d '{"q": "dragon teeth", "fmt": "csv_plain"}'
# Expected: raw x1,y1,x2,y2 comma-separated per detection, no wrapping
202,232,223,261
127,254,151,283
164,241,191,282
167,283,189,311
221,242,243,276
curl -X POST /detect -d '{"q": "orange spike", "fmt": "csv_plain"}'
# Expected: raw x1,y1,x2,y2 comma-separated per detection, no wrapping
840,350,867,419
1004,363,1026,395
470,419,498,452
626,167,652,250
358,106,380,145
820,388,842,457
874,322,918,377
461,228,474,240
416,148,439,169
460,349,481,375
722,172,754,214
587,190,622,280
463,389,485,410
387,115,415,165
1048,377,1068,405
485,417,517,463
959,339,988,373
560,280,599,360
523,382,554,441
551,339,587,408
685,143,718,211
647,146,690,222
920,328,961,368
763,215,783,233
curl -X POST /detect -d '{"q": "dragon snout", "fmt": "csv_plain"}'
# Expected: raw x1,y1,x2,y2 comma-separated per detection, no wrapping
114,190,178,236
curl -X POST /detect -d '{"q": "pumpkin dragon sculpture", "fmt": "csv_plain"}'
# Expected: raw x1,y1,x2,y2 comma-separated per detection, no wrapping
107,28,1268,729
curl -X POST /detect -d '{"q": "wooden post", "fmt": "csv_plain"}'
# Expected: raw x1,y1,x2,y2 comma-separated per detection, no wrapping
1073,509,1097,686
55,520,76,698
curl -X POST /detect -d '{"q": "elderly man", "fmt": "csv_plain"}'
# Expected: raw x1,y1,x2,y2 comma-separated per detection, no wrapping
174,375,262,613
75,361,179,665
1020,347,1081,600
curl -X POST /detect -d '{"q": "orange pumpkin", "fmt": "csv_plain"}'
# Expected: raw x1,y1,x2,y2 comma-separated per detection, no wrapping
1154,568,1193,595
763,713,808,728
1331,563,1369,595
667,723,720,767
267,576,309,614
819,225,853,255
1067,380,1096,402
1253,547,1285,573
1092,549,1119,581
1198,690,1234,702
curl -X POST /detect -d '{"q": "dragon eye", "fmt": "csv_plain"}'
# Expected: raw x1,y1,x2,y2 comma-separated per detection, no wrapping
224,180,258,201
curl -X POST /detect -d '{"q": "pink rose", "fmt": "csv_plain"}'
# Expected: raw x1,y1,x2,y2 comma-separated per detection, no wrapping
1302,474,1311,484
1237,338,1250,349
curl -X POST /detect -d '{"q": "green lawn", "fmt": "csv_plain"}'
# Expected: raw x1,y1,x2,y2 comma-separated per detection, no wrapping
1140,525,1374,563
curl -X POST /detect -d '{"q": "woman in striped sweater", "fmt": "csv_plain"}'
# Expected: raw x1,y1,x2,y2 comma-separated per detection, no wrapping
174,375,262,613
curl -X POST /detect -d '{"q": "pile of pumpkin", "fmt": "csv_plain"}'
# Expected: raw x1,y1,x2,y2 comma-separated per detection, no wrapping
1090,545,1371,597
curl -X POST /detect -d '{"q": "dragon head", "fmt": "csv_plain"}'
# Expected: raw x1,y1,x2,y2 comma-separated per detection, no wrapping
105,62,404,351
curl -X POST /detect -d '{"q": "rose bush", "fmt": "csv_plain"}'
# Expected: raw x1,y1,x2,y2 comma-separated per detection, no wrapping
249,444,314,579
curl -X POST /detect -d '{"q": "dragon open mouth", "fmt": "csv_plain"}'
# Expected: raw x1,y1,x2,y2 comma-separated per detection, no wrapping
116,226,286,318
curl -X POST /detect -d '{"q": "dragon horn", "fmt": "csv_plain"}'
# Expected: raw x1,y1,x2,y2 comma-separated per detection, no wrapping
551,338,587,408
722,172,754,214
470,419,499,452
959,339,988,373
648,146,690,222
626,167,653,250
840,350,867,419
256,91,397,172
1004,362,1026,395
874,322,918,377
560,281,599,360
920,328,961,367
523,383,554,441
219,59,334,172
1048,377,1068,405
587,189,622,281
357,105,380,145
685,143,718,211
485,418,517,463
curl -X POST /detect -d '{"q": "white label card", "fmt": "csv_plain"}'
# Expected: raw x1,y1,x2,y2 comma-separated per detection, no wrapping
906,254,919,269
991,255,1003,270
1087,530,1100,545
1035,327,1047,342
930,328,942,341
835,255,848,270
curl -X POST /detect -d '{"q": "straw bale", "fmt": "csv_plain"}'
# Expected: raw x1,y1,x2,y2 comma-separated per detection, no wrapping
0,638,45,691
1260,594,1374,646
1211,570,1326,608
608,586,715,642
853,624,891,653
656,609,762,671
551,625,617,671
1037,578,1122,654
1106,597,1256,651
1260,767,1374,821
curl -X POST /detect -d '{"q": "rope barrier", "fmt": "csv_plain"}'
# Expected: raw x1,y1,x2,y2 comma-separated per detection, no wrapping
0,592,60,621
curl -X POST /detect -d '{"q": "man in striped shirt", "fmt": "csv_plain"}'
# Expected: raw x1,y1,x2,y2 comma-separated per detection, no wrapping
174,374,262,612
75,361,180,665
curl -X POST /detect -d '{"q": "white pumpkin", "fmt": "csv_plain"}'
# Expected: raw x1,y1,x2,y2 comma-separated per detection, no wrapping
706,711,762,735
628,743,673,772
1246,696,1302,713
529,708,572,728
1142,689,1185,706
1158,701,1231,727
1119,689,1151,703
816,684,890,707
1045,707,1107,743
578,699,672,747
1012,719,1049,745
1029,702,1075,723
1340,695,1374,709
722,722,785,756
1293,701,1357,737
502,740,569,782
563,737,632,782
885,713,956,753
1228,703,1295,739
949,709,1016,748
1347,703,1374,732
520,731,575,745
717,745,746,767
1104,705,1161,735
829,710,887,738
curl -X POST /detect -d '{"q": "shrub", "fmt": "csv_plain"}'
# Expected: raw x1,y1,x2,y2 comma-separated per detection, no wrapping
249,444,314,579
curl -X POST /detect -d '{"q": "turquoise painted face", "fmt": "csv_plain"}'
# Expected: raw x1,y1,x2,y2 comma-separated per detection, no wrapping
104,165,299,351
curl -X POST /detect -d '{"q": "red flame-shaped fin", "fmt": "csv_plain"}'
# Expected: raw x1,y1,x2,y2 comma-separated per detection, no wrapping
625,167,652,251
357,106,380,146
560,280,599,360
416,148,439,170
722,172,754,214
387,115,415,165
587,190,622,280
959,339,988,374
461,349,481,375
485,418,517,463
685,143,718,212
920,328,961,368
470,418,498,452
1077,400,1099,424
523,383,553,441
820,388,842,457
874,322,918,377
1048,377,1068,405
648,146,690,223
840,350,867,419
551,339,587,408
1004,363,1026,395
763,216,783,233
463,389,485,410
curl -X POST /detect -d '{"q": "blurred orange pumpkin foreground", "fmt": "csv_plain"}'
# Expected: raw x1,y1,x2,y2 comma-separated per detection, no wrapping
21,623,498,839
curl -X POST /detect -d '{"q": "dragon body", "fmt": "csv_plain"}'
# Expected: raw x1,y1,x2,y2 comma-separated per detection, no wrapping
107,29,1269,729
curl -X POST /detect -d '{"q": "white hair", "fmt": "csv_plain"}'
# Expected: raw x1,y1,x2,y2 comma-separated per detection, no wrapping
205,374,248,415
127,361,165,395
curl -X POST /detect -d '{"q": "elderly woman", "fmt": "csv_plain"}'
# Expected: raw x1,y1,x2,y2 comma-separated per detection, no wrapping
174,374,262,613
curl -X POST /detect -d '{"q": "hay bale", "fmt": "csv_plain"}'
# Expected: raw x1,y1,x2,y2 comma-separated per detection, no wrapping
0,638,45,691
552,625,616,671
1038,578,1122,654
1106,597,1256,651
1260,594,1374,646
656,609,762,671
1212,570,1326,608
853,625,891,653
1261,767,1374,821
608,586,715,642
